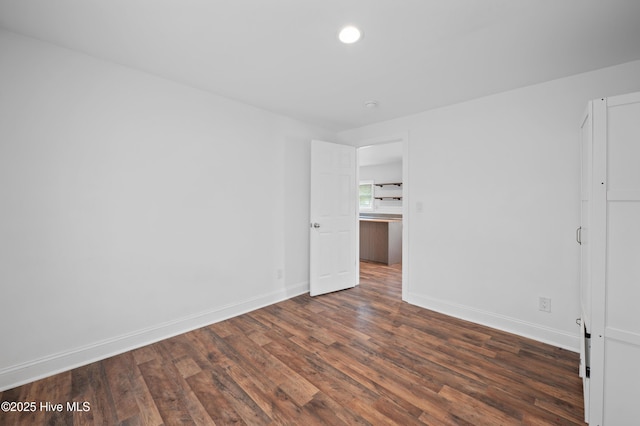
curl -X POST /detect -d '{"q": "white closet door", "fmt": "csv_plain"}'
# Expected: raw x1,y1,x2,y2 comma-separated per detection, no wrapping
579,105,592,332
579,104,592,424
601,94,640,425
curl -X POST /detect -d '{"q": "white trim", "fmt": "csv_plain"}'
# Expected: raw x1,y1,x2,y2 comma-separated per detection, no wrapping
607,190,640,201
606,90,640,107
589,97,609,425
355,151,361,285
405,292,580,352
0,281,309,391
401,132,410,300
606,327,640,346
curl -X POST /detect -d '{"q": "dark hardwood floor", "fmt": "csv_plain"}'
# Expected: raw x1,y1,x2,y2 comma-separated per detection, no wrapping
1,261,585,425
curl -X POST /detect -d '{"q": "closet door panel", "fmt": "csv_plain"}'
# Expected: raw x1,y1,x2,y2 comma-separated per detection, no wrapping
607,101,640,190
606,202,640,334
603,339,640,425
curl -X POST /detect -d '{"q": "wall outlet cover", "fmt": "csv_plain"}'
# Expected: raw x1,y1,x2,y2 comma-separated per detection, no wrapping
539,297,551,313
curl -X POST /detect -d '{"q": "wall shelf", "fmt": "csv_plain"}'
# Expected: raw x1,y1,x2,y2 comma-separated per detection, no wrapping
373,181,403,203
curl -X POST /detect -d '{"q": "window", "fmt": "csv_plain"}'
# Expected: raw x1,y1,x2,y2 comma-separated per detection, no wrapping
359,181,374,211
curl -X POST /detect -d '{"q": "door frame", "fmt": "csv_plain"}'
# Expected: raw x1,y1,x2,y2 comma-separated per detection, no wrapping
355,132,409,300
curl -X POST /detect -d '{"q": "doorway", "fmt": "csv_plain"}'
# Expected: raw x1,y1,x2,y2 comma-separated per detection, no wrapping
356,134,408,300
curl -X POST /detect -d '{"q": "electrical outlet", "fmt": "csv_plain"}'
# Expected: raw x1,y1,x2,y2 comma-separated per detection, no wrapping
539,297,551,312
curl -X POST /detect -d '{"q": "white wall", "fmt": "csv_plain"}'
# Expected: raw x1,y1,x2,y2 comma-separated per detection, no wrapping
359,162,403,183
339,60,640,350
0,29,335,390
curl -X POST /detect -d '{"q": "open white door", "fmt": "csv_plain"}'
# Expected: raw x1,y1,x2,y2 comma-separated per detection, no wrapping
310,140,357,296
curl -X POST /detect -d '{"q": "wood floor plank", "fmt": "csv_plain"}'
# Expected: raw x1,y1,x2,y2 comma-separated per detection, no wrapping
74,383,98,426
85,362,119,425
262,337,378,407
438,385,521,425
223,363,277,420
128,360,164,426
136,357,195,425
153,343,216,426
103,353,139,423
219,323,320,407
302,392,370,426
486,386,580,426
198,325,319,424
372,395,426,426
347,397,401,426
209,364,272,425
0,261,586,425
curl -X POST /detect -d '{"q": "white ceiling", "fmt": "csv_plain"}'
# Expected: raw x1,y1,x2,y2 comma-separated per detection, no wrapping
1,0,640,131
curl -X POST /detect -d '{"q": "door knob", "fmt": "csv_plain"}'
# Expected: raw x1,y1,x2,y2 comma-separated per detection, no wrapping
312,223,320,228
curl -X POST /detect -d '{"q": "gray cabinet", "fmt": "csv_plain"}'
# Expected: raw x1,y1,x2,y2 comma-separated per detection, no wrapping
359,219,402,265
579,92,640,425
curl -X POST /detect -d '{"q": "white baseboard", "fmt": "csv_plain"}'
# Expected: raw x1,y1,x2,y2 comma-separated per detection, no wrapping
0,281,309,392
405,292,580,353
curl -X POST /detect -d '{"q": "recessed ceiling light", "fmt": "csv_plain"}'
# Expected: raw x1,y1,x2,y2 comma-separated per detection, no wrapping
364,100,379,109
338,26,362,44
